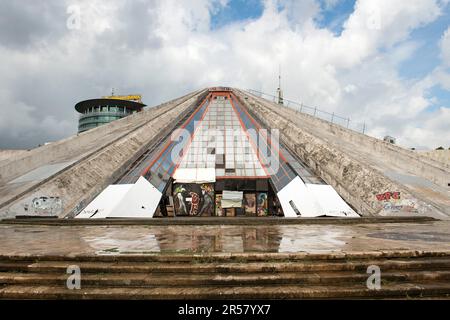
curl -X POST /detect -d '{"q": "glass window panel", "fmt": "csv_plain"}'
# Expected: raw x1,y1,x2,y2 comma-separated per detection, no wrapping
257,168,266,176
179,161,187,168
245,168,255,176
225,162,235,169
161,159,171,171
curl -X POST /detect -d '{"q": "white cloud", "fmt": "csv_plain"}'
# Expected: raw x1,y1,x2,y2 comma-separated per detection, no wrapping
323,0,340,10
441,27,450,66
0,0,449,149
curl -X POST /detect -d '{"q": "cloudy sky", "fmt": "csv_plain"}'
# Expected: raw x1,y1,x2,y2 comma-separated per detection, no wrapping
0,0,449,150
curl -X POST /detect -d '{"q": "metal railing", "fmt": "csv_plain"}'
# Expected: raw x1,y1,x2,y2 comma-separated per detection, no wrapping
246,89,367,134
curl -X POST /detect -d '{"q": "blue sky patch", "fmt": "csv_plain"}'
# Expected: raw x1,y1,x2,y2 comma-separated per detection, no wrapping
210,0,264,30
208,0,449,111
426,85,450,112
315,0,355,35
398,13,450,80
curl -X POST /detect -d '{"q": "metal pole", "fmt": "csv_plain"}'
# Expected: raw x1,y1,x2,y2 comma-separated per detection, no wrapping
362,122,366,134
347,118,350,128
314,107,317,117
300,103,303,113
331,112,334,123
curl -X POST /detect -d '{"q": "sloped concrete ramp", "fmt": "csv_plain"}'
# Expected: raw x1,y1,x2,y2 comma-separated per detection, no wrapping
0,90,208,219
235,89,450,220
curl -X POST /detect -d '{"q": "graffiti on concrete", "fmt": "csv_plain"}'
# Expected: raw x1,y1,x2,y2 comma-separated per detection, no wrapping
376,191,400,201
382,200,419,213
23,196,63,216
74,200,86,217
376,191,420,214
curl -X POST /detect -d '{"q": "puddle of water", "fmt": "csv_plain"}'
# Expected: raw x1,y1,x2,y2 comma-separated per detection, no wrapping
367,232,450,242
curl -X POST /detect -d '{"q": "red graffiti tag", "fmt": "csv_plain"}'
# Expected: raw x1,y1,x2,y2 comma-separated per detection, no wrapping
189,192,200,216
376,192,401,201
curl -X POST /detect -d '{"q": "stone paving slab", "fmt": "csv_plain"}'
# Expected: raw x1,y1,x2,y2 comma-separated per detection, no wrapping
0,220,449,256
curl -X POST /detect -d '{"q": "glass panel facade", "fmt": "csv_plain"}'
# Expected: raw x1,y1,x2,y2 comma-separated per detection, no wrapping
143,98,210,192
77,103,140,133
140,92,301,195
177,97,266,178
230,96,297,192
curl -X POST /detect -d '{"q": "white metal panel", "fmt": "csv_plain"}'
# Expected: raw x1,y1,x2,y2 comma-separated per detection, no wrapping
173,168,197,183
277,176,323,217
277,177,359,218
306,184,359,217
222,190,244,200
173,168,215,183
107,177,162,218
196,168,216,183
75,184,133,219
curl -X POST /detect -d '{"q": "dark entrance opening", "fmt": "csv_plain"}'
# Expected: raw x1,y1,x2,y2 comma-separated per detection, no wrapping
154,178,281,217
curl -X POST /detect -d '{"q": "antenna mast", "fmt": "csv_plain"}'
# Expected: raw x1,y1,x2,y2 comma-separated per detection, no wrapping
277,65,284,105
278,65,281,89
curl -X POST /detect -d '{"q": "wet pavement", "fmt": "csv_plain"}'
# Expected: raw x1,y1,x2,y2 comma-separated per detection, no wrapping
1,220,449,256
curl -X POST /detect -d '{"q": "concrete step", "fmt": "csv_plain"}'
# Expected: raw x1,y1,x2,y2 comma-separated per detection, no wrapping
2,251,449,299
1,270,449,287
3,257,448,274
3,250,449,263
0,261,31,272
1,282,449,299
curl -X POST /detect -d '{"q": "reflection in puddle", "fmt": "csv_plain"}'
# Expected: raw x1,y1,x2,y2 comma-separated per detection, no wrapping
82,226,347,254
2,222,449,256
84,233,160,254
279,230,346,253
367,232,450,242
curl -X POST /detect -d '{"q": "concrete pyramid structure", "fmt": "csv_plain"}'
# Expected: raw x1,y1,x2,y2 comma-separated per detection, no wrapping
0,87,448,220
